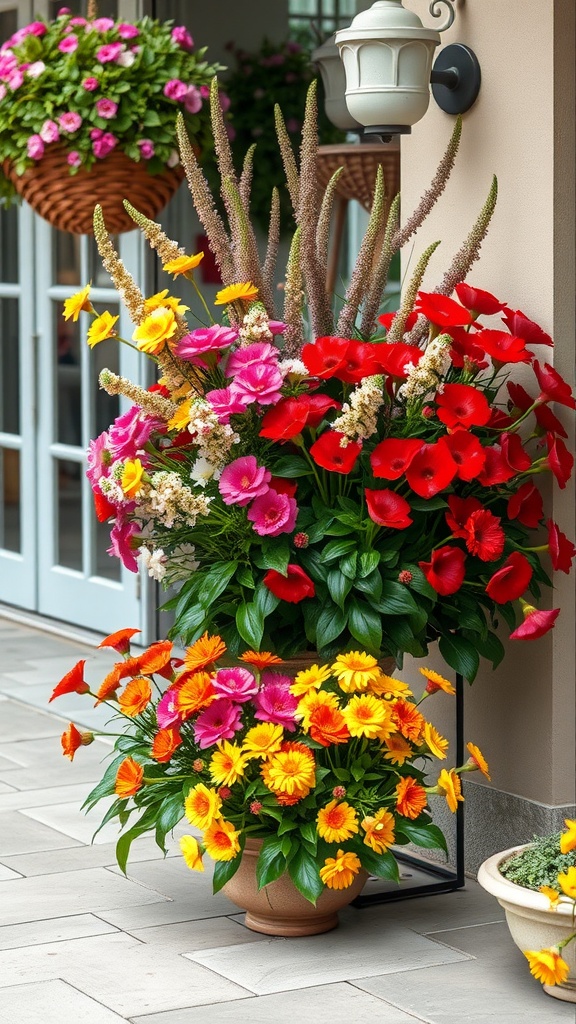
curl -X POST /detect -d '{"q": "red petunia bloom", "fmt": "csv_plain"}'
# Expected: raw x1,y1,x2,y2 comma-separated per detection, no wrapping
305,394,341,428
419,545,466,596
449,328,489,370
259,397,310,440
442,430,486,481
335,340,380,384
462,509,505,561
378,310,419,332
370,437,423,480
309,431,362,474
269,476,298,498
49,660,89,702
547,519,576,574
507,482,543,528
507,381,568,437
485,552,533,603
502,309,553,348
435,383,491,429
475,329,532,365
371,341,424,379
477,445,516,486
365,488,412,529
510,606,560,640
301,336,350,379
534,361,576,410
263,564,315,603
500,432,532,472
545,434,574,489
405,439,457,498
93,490,117,523
455,282,507,317
446,495,483,538
415,291,472,328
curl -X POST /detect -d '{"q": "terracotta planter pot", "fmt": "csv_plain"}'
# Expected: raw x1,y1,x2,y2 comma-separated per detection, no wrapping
222,838,368,936
4,147,184,235
478,845,576,1003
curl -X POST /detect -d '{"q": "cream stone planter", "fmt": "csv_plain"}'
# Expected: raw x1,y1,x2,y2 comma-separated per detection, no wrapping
478,845,576,1003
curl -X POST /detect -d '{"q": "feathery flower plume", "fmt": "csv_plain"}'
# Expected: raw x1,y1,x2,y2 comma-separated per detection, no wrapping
391,116,462,252
99,369,177,420
274,103,300,213
297,81,333,337
123,202,184,266
263,187,280,299
283,226,305,357
361,193,400,339
93,205,146,324
387,240,441,343
316,166,344,289
222,177,271,313
239,143,256,212
337,165,385,337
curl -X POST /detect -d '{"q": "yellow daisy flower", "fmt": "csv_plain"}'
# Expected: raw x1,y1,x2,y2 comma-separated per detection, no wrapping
261,743,316,799
382,733,413,765
214,281,259,306
423,722,449,760
296,688,340,728
361,808,396,853
87,310,119,348
342,693,391,739
369,672,413,699
168,398,192,433
163,252,204,277
179,835,204,872
539,885,560,907
63,283,92,322
331,651,382,693
143,289,189,316
524,948,570,986
121,458,145,499
316,800,359,843
209,741,248,787
558,866,576,900
560,818,576,855
242,722,284,759
319,849,362,890
466,742,491,781
185,783,222,830
132,307,178,354
203,818,241,862
436,768,464,813
419,667,456,695
290,663,332,697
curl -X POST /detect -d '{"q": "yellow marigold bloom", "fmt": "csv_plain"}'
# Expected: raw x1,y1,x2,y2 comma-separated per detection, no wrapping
290,663,332,697
210,741,248,787
261,744,315,798
419,667,456,695
382,733,413,765
369,672,412,699
63,283,92,322
560,818,576,855
332,651,381,693
176,672,216,719
117,676,152,717
179,835,204,872
168,399,192,433
133,307,178,354
203,817,241,862
87,310,119,348
342,693,391,739
423,722,449,760
316,800,359,843
185,783,222,830
437,768,464,813
466,742,491,780
143,288,189,316
163,252,204,277
524,948,570,987
297,688,340,728
361,808,396,853
121,458,145,498
539,885,561,907
242,722,284,759
214,281,259,306
319,849,362,890
184,632,227,671
558,866,576,900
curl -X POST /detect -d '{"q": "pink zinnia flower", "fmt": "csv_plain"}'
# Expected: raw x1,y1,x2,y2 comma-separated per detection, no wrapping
107,517,139,573
25,21,46,37
96,42,123,63
205,386,250,424
230,363,284,406
27,134,44,160
218,455,271,507
67,151,82,167
118,23,139,39
86,431,111,486
253,673,298,730
171,25,194,50
163,78,188,101
184,85,202,114
82,76,99,90
137,139,154,159
213,667,258,703
193,699,243,749
247,489,298,537
58,34,78,52
58,111,82,133
93,132,118,158
175,324,238,365
107,406,164,461
226,342,278,376
156,688,184,729
40,119,59,143
69,17,87,27
96,98,118,119
92,17,115,32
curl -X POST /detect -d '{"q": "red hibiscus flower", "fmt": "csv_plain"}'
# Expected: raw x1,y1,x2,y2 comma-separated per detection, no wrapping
502,309,553,348
310,431,362,474
371,341,424,379
405,439,457,498
370,437,423,480
259,397,310,440
305,394,341,428
335,340,380,384
419,546,466,596
500,432,531,472
477,446,517,485
415,292,472,328
475,329,532,365
93,490,117,523
365,489,412,529
547,519,576,573
507,482,543,528
534,361,576,410
442,430,486,481
446,495,483,538
449,328,489,370
263,564,315,603
455,282,507,317
462,509,505,561
510,606,560,640
435,383,491,429
545,434,574,489
485,552,533,603
378,310,419,332
269,476,298,498
49,660,89,702
302,336,350,379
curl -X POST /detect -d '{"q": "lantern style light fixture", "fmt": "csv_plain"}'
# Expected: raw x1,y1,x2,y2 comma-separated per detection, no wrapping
334,0,481,141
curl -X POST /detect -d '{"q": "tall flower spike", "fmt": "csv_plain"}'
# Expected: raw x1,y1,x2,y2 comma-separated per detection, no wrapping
239,143,256,212
222,178,273,314
263,187,280,299
297,81,333,337
316,166,344,287
391,116,462,252
337,165,386,337
99,369,177,420
210,77,241,231
283,226,305,357
274,103,300,213
93,205,146,324
361,192,401,338
176,113,235,284
387,239,441,342
122,202,184,266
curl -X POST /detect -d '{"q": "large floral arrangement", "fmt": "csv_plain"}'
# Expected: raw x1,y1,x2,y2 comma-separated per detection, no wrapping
0,7,223,204
51,630,488,900
69,84,575,684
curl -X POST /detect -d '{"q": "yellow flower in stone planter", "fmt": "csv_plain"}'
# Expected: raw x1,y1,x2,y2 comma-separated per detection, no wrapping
203,818,241,861
316,800,359,843
560,819,576,854
524,948,570,987
185,783,222,830
558,866,576,900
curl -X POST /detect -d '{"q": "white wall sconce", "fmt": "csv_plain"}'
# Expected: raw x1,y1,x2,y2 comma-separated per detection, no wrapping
334,1,481,142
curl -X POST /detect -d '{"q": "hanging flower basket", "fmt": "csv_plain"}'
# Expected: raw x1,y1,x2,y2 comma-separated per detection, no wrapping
3,147,184,235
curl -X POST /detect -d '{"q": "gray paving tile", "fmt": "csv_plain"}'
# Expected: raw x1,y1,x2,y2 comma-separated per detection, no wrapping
131,982,424,1024
0,834,181,877
0,781,16,793
0,686,118,732
22,796,126,846
0,913,118,950
0,735,111,791
186,914,471,995
340,880,505,935
0,864,22,880
0,752,24,770
107,855,242,922
0,701,62,741
0,978,128,1024
0,781,96,812
0,811,84,856
128,916,269,953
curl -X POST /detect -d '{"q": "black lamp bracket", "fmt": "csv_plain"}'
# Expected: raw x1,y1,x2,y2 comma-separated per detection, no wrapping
431,43,481,115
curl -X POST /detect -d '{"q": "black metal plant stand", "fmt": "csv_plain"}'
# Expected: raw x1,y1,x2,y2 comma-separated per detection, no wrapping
353,672,465,907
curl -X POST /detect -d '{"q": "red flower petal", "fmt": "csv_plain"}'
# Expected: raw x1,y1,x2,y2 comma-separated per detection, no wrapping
310,431,362,474
462,509,505,561
502,309,553,348
49,660,89,702
370,437,423,480
477,446,517,485
263,564,315,603
476,329,532,365
93,490,117,523
446,495,483,538
455,283,507,316
507,482,543,528
365,488,412,529
259,397,310,440
371,342,423,379
334,340,379,384
305,394,341,428
415,292,473,328
442,430,486,481
269,476,298,498
419,546,466,596
436,383,491,429
510,607,560,640
547,519,576,573
302,336,350,379
378,311,419,332
98,628,141,654
485,552,533,602
404,438,457,498
534,361,576,410
546,435,574,489
500,432,532,472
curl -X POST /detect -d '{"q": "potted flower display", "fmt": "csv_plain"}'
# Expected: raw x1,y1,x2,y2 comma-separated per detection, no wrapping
478,823,576,1002
52,628,488,934
0,4,223,233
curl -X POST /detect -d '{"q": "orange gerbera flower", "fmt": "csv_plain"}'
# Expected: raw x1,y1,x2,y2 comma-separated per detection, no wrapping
61,723,93,761
396,776,428,819
539,885,561,907
97,627,141,655
308,704,350,746
151,727,182,763
390,699,425,743
49,660,89,702
184,632,227,671
125,640,173,677
185,783,222,830
419,667,456,695
115,757,144,797
437,768,464,813
94,664,125,706
361,808,396,853
382,733,413,765
319,849,362,890
239,650,283,671
203,817,241,861
466,742,491,780
176,671,216,719
524,948,570,987
118,676,152,717
317,800,359,843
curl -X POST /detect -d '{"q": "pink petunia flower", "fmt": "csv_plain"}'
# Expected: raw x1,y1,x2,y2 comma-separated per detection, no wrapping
92,132,118,158
137,138,155,159
92,17,115,32
247,489,298,537
58,34,78,52
253,673,298,730
184,85,202,114
117,23,139,39
107,406,165,461
107,517,139,573
58,111,82,133
230,363,284,406
96,98,118,119
24,21,46,38
226,342,278,376
82,76,99,91
27,134,44,160
175,325,238,365
156,688,184,729
7,69,23,90
86,431,111,487
163,78,188,101
68,17,87,27
171,26,194,50
67,151,82,167
40,119,60,143
193,699,243,749
26,60,45,78
0,85,6,100
212,667,258,703
204,386,250,424
96,42,123,63
218,455,271,507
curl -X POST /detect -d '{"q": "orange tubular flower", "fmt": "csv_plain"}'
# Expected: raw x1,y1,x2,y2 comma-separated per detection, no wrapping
49,660,89,702
176,672,217,720
202,818,241,861
390,699,426,743
361,808,396,853
396,776,428,819
94,664,125,706
125,640,173,677
118,677,152,717
115,757,144,798
184,632,227,672
239,650,283,671
309,704,350,746
61,723,93,761
419,667,456,695
98,628,141,655
524,948,570,987
319,849,362,890
151,727,182,763
437,768,465,813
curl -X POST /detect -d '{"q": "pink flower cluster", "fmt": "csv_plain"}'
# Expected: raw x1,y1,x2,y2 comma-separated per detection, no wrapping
90,127,117,158
163,78,203,113
218,455,298,538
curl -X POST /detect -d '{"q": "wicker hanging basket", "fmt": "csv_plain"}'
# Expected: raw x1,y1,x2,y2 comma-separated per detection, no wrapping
3,146,185,235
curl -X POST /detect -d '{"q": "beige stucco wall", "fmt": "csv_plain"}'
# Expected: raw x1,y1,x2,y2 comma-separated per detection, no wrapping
399,0,576,807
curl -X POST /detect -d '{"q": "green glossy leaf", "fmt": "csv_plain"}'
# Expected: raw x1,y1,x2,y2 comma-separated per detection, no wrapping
373,581,418,616
316,602,348,646
271,455,313,477
254,540,290,575
348,598,382,653
410,496,448,511
327,568,354,609
354,569,383,602
212,845,245,893
340,551,358,580
395,819,448,854
359,550,380,578
198,561,238,610
236,565,255,589
236,602,264,648
287,845,324,904
254,582,280,618
321,538,357,562
469,629,505,668
439,633,480,682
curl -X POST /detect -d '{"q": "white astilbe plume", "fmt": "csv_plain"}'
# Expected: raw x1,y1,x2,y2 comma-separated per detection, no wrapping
137,472,212,530
397,334,452,404
332,375,385,443
239,306,273,345
187,397,239,467
139,547,167,582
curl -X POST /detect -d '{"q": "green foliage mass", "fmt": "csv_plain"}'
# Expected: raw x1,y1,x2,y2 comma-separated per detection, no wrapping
500,833,576,890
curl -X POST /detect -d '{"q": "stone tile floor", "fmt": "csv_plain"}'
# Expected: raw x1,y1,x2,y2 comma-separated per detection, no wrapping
0,612,574,1023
